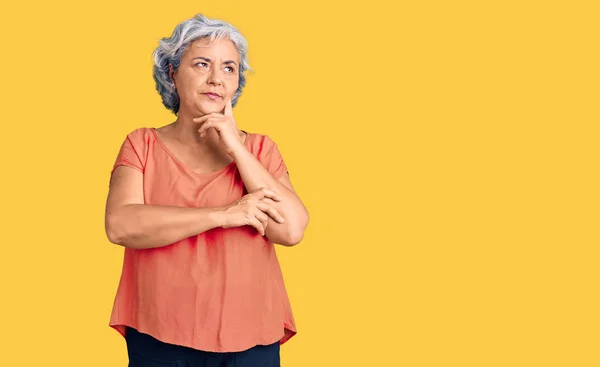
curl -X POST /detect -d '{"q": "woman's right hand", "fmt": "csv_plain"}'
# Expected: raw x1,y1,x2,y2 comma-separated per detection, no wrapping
220,187,285,236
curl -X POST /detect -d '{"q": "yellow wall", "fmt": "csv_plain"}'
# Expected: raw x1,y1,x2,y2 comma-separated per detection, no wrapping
1,1,598,366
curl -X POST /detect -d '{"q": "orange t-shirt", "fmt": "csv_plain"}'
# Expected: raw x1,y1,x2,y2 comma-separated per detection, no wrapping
107,127,297,353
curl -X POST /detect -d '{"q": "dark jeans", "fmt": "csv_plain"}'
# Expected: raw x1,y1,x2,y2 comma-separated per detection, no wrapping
125,326,280,367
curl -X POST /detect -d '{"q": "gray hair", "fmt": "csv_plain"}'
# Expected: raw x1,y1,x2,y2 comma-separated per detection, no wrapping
152,14,253,115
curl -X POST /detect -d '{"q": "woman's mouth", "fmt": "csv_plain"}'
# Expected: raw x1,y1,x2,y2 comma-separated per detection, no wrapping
203,93,222,100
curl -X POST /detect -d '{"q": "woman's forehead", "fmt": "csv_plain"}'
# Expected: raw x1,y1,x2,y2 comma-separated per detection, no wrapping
187,38,238,56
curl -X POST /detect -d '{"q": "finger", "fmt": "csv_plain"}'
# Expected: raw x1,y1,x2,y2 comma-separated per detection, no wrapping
192,114,213,125
194,115,223,135
198,120,222,136
192,115,209,123
257,187,281,200
248,216,265,236
251,187,270,199
256,201,285,223
255,210,269,231
197,123,212,137
223,97,233,117
255,210,269,223
258,189,282,202
193,112,222,123
260,197,279,206
265,191,283,202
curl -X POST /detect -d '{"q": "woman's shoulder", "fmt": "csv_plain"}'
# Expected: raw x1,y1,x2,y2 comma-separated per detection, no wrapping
244,130,279,149
244,130,287,176
117,127,157,146
125,126,154,138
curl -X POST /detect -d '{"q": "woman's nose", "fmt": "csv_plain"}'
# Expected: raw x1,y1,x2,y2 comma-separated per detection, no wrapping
208,69,222,85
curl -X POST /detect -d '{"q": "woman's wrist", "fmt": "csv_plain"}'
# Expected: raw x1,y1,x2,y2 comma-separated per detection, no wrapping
205,206,228,229
228,141,250,160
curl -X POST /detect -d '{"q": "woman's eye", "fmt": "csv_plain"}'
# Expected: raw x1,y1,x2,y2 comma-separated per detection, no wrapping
225,66,235,73
195,62,208,68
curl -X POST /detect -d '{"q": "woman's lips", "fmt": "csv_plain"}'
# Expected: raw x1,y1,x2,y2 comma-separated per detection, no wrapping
203,93,221,100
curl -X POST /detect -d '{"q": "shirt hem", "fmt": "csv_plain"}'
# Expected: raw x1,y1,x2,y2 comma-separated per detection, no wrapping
109,322,297,353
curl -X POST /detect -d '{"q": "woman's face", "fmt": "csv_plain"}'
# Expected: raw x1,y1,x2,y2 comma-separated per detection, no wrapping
170,37,240,116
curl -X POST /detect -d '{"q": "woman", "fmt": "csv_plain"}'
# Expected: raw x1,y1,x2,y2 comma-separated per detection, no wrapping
105,13,309,367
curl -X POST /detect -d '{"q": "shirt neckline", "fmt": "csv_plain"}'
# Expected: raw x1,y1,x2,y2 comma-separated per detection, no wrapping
149,127,251,176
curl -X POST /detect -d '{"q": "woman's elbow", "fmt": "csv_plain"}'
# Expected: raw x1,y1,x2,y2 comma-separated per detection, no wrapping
105,213,127,245
105,222,121,245
283,214,309,246
286,231,304,246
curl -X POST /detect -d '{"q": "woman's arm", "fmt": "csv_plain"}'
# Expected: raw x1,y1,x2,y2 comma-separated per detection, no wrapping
194,101,309,246
105,166,224,249
105,165,285,249
230,144,309,247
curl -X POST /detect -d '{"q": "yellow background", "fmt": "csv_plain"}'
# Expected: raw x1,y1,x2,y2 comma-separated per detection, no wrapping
1,0,598,366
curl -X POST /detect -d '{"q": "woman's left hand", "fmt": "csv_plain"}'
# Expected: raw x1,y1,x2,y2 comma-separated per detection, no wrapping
193,98,244,155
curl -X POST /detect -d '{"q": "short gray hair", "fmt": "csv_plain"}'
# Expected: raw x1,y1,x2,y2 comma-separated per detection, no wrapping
152,14,253,115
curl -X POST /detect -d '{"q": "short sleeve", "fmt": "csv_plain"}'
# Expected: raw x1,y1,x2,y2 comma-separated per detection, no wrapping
257,135,289,179
109,128,148,182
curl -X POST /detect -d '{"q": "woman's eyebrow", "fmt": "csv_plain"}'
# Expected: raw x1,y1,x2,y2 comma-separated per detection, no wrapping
192,56,237,66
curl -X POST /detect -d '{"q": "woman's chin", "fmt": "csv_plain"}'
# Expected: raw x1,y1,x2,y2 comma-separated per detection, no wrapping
196,102,223,115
